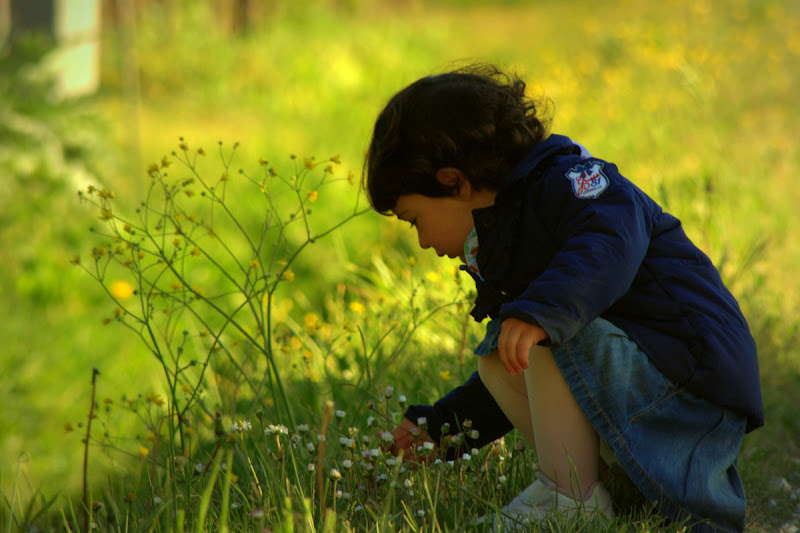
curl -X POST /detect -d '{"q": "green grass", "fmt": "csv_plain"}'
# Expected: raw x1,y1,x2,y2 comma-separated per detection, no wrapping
1,0,799,530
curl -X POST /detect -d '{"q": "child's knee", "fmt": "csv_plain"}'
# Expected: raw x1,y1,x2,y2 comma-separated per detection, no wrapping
478,350,504,383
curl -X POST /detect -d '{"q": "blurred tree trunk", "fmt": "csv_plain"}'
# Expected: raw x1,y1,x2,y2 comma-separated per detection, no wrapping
231,0,249,35
115,0,141,177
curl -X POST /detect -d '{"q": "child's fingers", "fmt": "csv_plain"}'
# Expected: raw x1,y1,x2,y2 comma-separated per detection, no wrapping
499,331,522,375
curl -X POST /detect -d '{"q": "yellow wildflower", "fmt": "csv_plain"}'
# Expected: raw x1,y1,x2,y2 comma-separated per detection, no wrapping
197,147,205,156
304,313,319,335
303,349,313,361
259,157,268,166
307,190,319,202
303,157,315,170
111,280,133,299
439,370,452,381
138,446,150,459
331,154,341,164
349,302,365,314
169,281,182,290
281,269,295,282
147,163,159,174
190,247,202,256
425,271,441,282
347,171,355,185
161,156,171,168
99,209,113,221
407,256,417,267
249,259,260,269
146,393,164,407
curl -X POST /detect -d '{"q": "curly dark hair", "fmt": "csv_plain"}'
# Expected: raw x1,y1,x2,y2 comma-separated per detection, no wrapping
363,64,551,214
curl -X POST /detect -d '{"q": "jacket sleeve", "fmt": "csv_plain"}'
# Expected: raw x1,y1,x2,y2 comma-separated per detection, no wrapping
499,159,656,344
404,371,513,456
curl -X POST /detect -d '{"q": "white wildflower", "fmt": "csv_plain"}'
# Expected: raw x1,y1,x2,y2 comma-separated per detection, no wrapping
264,424,288,436
230,420,252,432
329,468,342,480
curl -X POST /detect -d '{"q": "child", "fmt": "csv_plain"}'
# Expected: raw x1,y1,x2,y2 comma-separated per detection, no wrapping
363,64,763,532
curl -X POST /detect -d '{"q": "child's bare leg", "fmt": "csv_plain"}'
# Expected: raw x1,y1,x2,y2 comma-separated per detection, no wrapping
526,344,599,498
478,351,536,448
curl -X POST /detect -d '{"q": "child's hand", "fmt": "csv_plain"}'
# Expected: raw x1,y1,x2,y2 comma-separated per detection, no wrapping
388,417,437,463
498,317,549,375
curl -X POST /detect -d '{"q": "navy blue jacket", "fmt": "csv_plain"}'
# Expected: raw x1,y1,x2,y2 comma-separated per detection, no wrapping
406,135,763,449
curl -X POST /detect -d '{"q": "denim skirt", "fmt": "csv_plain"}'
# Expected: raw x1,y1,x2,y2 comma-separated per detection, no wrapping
544,318,748,532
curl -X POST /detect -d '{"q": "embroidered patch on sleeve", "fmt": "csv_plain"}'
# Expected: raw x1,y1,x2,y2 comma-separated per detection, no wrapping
565,161,609,199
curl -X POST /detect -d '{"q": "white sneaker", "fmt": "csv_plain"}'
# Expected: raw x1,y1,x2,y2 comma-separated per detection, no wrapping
475,471,615,530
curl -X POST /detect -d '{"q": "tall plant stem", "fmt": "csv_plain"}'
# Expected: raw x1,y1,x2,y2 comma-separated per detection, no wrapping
82,367,100,533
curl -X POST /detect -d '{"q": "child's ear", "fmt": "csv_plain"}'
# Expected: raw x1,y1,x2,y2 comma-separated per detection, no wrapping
435,167,472,198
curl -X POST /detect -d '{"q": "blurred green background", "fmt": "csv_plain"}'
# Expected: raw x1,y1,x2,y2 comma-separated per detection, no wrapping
1,0,798,528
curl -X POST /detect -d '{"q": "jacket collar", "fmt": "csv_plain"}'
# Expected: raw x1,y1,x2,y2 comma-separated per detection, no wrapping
498,134,579,193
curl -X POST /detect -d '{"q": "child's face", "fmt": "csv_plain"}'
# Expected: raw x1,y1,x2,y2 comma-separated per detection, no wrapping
393,193,476,261
392,172,496,261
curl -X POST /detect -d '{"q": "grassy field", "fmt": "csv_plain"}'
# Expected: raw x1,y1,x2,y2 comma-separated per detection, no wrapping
1,0,799,530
